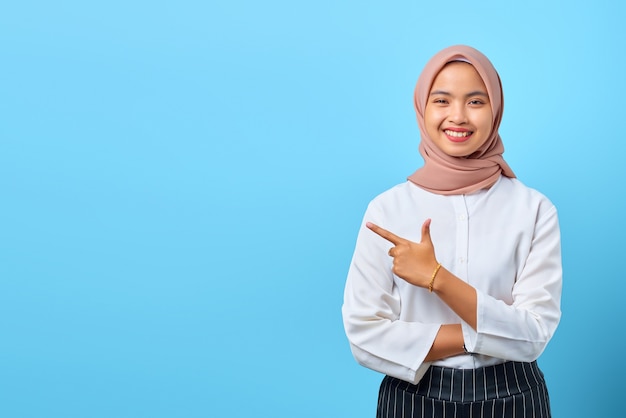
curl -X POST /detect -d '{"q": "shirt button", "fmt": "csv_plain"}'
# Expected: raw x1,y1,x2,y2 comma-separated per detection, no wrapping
458,214,466,221
459,257,466,263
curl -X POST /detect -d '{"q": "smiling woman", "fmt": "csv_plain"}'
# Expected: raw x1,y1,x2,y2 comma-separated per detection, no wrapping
342,45,562,418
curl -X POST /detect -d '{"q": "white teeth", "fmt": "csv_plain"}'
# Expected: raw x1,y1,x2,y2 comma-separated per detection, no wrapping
445,130,471,138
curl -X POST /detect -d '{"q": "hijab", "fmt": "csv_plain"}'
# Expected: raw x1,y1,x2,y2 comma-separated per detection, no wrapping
407,45,515,195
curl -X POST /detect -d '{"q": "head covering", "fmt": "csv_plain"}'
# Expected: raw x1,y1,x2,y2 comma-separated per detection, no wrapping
407,45,515,195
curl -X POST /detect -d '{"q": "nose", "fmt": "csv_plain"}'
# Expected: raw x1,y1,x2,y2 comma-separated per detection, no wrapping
448,102,467,124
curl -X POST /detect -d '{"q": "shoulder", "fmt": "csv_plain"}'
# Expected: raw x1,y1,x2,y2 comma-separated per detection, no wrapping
366,181,436,210
498,176,554,203
496,176,558,219
370,181,416,202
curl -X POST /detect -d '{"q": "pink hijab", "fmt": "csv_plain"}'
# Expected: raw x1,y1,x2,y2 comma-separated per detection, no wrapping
407,45,515,195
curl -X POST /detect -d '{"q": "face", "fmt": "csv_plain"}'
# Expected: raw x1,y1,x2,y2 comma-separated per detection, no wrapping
424,62,493,157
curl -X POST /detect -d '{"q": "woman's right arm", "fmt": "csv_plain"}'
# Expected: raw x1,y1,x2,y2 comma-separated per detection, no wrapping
342,207,442,384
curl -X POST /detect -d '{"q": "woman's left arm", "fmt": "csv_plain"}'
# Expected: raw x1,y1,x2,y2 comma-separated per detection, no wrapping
463,206,562,360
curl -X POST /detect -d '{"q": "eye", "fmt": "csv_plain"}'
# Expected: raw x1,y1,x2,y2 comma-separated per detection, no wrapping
468,99,485,106
433,98,448,104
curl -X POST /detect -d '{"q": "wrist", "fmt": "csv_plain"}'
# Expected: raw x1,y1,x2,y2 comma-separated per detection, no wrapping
428,263,443,292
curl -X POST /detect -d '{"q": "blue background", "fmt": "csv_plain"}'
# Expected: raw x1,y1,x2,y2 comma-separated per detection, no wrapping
1,1,624,417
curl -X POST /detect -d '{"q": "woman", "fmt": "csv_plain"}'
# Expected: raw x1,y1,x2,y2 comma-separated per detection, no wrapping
342,45,562,418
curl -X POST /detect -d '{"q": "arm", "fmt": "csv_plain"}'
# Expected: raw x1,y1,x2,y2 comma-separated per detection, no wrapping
367,219,478,331
463,207,562,359
369,206,562,362
424,324,465,362
342,213,441,384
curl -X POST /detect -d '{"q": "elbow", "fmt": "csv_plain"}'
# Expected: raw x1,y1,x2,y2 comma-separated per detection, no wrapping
349,342,373,369
475,318,558,362
511,341,549,362
477,338,548,362
524,310,560,360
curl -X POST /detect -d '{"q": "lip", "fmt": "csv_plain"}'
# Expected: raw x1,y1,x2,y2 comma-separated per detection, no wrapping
443,128,473,143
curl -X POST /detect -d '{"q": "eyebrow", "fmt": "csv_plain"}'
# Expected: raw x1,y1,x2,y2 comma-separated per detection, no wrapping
430,90,489,98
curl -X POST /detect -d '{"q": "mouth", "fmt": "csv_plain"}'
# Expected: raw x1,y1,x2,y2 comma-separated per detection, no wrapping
444,129,473,142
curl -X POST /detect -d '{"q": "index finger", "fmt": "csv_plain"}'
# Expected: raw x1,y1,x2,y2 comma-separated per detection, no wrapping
366,222,405,245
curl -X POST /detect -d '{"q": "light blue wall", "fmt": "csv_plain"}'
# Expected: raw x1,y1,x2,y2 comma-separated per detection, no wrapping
1,1,623,416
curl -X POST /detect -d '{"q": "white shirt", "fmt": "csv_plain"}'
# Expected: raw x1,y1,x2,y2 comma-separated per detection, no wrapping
342,176,562,384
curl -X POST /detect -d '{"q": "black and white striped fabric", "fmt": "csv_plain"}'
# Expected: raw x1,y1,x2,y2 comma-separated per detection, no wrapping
377,361,551,418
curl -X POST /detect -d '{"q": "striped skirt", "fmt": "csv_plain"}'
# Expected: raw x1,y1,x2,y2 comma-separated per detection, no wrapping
377,361,551,418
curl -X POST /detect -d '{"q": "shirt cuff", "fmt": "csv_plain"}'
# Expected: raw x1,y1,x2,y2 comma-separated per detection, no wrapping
461,321,477,353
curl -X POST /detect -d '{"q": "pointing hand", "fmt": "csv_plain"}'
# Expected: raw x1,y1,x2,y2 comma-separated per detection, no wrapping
366,219,439,288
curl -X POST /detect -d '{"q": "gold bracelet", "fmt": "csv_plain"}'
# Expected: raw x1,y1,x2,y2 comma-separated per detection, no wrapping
428,263,442,293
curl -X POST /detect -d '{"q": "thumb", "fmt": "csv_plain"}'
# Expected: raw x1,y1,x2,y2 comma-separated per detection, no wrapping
420,218,433,244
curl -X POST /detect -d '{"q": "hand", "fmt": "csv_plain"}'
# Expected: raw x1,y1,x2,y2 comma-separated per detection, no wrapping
366,219,439,288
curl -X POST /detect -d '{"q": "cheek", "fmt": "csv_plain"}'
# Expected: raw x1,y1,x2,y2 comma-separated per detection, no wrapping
424,108,441,128
478,110,493,131
424,115,439,136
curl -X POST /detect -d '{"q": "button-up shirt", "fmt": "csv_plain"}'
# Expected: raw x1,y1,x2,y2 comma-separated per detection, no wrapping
342,176,562,384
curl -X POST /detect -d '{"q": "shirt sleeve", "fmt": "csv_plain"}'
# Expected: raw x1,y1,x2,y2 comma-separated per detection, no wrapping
342,203,440,384
462,204,562,361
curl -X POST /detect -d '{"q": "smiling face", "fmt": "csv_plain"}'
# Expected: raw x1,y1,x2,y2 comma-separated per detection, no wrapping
424,61,493,158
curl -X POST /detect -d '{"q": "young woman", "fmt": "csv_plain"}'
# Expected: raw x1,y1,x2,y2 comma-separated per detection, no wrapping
342,45,562,418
